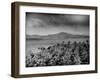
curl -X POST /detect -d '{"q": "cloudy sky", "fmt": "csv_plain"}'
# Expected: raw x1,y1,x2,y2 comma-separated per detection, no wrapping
26,12,89,36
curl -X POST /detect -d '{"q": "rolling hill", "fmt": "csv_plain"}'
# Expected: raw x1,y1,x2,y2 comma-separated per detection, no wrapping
26,32,89,40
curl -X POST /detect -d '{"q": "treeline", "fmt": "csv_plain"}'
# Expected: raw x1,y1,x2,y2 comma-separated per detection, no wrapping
26,40,89,67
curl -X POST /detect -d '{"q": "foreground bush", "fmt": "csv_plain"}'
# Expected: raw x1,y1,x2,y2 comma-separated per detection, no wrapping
26,40,89,67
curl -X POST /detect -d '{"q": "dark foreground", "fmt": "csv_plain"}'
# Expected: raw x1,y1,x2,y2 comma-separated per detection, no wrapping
26,40,89,67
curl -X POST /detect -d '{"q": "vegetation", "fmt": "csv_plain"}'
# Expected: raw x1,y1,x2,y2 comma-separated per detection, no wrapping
26,40,89,67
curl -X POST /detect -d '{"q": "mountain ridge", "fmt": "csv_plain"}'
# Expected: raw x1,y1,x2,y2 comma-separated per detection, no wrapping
26,32,89,40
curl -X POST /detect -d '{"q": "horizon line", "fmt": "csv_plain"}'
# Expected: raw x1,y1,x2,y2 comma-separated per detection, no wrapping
26,32,89,36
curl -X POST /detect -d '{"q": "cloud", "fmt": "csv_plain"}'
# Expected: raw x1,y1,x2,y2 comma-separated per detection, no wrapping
26,12,89,28
26,12,89,35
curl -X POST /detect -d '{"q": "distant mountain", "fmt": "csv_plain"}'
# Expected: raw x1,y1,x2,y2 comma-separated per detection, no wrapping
26,35,43,40
26,32,89,40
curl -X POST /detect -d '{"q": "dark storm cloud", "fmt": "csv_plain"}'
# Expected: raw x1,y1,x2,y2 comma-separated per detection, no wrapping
26,12,89,28
26,12,89,36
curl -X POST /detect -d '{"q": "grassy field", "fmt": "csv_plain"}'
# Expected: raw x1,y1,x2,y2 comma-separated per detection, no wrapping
26,38,89,55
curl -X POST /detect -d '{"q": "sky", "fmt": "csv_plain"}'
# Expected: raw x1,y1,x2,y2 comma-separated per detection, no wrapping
26,12,89,36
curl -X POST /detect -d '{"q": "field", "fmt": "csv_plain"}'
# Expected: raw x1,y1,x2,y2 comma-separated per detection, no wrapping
26,38,88,55
26,38,89,67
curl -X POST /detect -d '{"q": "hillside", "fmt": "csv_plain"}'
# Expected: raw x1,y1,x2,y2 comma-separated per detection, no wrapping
26,32,89,40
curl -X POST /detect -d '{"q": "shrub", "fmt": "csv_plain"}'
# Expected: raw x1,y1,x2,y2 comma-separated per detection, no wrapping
26,40,89,67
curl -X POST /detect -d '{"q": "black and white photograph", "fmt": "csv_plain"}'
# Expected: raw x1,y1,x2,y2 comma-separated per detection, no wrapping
25,12,90,67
